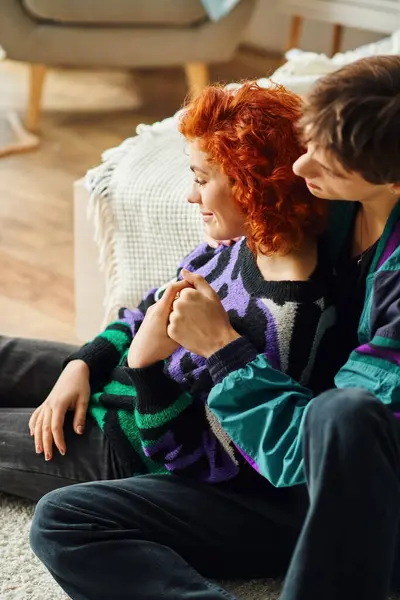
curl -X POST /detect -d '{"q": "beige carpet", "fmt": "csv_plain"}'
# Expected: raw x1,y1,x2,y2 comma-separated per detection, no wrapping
0,493,282,600
0,494,68,600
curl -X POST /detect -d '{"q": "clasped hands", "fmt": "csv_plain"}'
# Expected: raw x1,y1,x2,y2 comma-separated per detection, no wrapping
127,269,240,369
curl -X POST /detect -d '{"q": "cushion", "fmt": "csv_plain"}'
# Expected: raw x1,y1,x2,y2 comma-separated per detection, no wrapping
22,0,206,26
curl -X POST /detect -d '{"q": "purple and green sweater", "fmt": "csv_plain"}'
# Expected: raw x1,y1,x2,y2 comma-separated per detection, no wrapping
67,238,336,483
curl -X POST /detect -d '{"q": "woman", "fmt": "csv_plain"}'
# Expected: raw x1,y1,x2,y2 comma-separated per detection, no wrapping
1,81,333,501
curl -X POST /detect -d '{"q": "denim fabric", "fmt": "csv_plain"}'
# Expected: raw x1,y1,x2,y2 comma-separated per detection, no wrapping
30,388,400,599
0,336,132,501
30,470,306,599
282,388,400,600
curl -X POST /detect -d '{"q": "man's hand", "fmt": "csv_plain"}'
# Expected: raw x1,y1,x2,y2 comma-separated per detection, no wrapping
28,359,90,461
127,280,191,369
168,269,240,358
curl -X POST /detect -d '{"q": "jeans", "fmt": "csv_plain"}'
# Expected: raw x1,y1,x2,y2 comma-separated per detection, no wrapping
0,336,132,501
30,388,400,600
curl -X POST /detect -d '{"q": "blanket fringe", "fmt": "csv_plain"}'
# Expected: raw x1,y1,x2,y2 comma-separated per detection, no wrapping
84,116,183,328
85,140,137,327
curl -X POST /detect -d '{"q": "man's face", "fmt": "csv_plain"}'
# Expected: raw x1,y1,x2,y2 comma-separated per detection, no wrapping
293,142,393,202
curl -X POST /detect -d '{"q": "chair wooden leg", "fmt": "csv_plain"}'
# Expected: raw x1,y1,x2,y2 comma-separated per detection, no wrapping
26,64,47,133
331,24,344,56
286,15,303,53
184,62,209,98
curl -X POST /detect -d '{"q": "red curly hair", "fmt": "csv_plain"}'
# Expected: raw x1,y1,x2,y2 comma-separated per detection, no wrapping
179,81,326,255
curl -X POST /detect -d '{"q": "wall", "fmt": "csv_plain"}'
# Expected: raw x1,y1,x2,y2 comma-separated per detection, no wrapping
244,0,384,55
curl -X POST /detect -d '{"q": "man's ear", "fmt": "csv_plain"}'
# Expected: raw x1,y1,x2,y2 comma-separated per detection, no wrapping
389,183,400,196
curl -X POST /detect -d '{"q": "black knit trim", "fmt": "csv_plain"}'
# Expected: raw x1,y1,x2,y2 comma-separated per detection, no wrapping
64,338,122,386
99,393,135,411
123,362,183,415
206,337,259,385
237,238,330,303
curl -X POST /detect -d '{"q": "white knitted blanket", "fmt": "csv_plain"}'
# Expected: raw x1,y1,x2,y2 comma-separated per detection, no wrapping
86,29,400,326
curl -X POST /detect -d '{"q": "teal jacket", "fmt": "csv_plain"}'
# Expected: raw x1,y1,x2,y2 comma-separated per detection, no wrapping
207,201,400,487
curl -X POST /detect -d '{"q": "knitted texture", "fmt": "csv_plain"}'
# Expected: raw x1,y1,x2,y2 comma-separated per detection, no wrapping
68,239,335,483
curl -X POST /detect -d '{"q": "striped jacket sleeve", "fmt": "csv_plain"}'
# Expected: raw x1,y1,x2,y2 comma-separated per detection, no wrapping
335,268,400,404
207,339,313,487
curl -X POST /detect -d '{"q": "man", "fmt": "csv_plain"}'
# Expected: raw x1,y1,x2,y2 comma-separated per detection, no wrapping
21,56,400,599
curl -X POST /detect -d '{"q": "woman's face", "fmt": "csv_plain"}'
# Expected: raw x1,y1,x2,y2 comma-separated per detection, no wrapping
188,141,246,241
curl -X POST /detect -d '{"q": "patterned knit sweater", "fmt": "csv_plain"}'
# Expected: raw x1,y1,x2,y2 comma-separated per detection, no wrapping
67,238,336,483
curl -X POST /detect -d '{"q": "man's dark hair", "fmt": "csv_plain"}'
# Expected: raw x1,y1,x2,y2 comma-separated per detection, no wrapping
299,55,400,184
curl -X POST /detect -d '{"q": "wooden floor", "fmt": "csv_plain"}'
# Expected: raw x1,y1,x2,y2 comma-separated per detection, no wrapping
0,53,274,344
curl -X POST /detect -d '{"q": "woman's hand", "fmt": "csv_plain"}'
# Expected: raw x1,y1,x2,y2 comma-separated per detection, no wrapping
168,269,240,358
127,280,191,369
28,359,90,461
